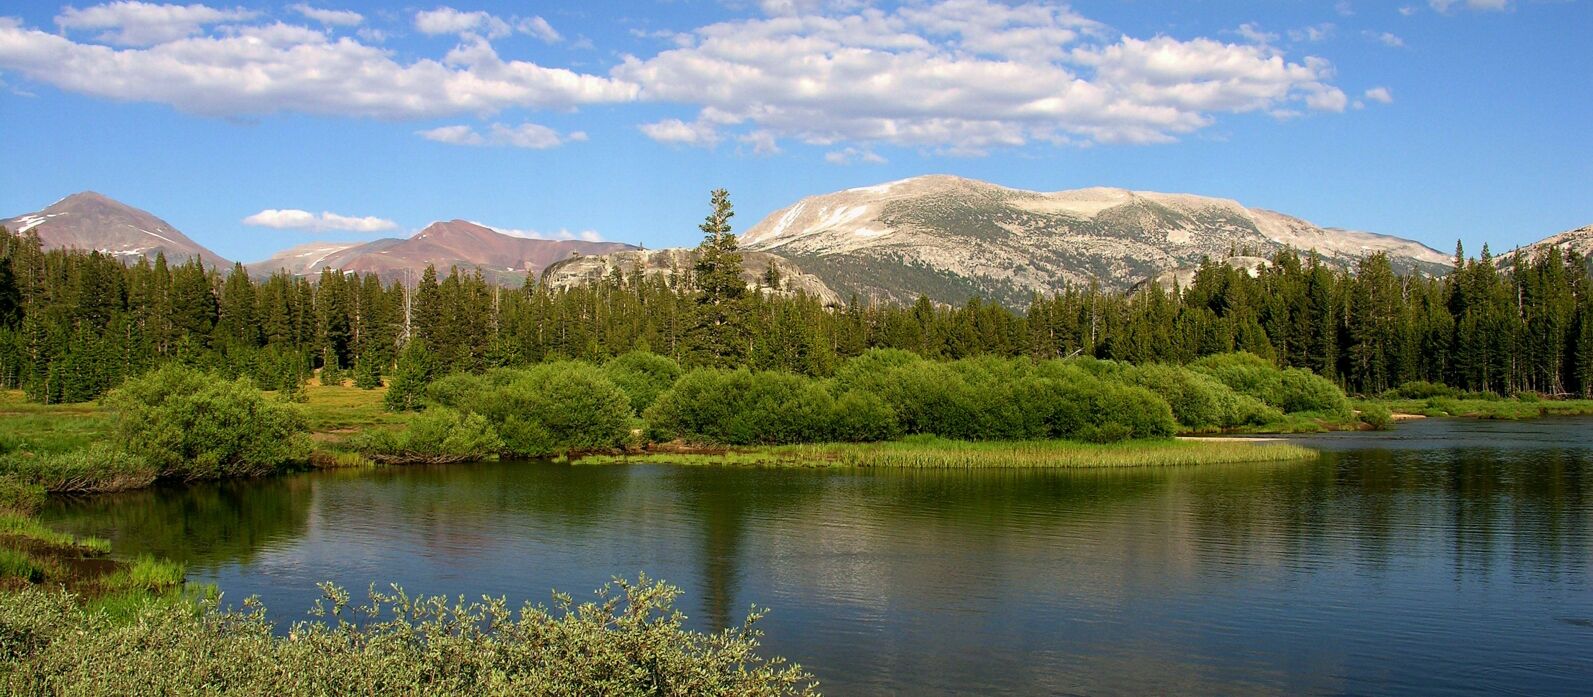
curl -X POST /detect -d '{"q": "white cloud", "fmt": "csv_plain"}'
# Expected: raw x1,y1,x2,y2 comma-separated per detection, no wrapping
518,16,561,43
3,0,1360,154
1234,23,1278,45
1430,0,1511,13
419,122,586,149
1287,23,1335,43
738,130,782,155
1399,6,1419,15
477,222,603,242
415,7,511,38
616,1,1345,150
1363,86,1394,103
824,147,886,165
639,118,723,147
0,20,636,118
1365,31,1405,48
1304,85,1348,112
55,1,256,46
243,209,398,233
290,4,362,27
1335,1,1356,16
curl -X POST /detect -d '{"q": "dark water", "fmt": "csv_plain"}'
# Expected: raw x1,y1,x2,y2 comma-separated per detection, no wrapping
41,418,1593,695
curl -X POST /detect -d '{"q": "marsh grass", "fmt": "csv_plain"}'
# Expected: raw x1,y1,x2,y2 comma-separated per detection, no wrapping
0,390,113,455
576,436,1316,469
1375,397,1593,420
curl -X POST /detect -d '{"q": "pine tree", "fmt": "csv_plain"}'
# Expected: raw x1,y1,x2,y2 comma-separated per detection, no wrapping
384,339,437,411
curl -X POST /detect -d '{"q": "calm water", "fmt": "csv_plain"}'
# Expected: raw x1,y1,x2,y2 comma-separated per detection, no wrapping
42,418,1593,695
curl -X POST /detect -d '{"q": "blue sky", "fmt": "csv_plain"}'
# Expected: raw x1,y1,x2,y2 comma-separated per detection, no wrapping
0,0,1588,263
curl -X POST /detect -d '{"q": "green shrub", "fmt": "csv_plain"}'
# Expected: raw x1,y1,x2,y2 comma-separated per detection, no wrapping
1276,368,1352,418
829,391,902,442
646,369,839,445
1387,380,1456,400
350,408,502,464
103,364,311,481
430,363,631,457
353,350,384,389
1359,403,1394,430
384,340,438,412
1124,364,1233,430
0,444,157,493
0,476,45,515
602,351,683,415
1190,352,1284,403
0,578,814,696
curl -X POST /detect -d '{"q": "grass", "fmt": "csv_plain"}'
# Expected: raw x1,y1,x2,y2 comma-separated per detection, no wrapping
0,390,113,455
0,512,109,553
573,436,1318,469
1370,397,1593,420
286,383,406,432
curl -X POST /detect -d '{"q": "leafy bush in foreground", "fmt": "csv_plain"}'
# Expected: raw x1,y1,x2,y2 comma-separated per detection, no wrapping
0,577,816,697
103,365,310,481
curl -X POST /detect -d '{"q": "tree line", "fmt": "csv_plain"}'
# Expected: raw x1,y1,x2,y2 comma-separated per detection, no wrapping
1,189,1590,403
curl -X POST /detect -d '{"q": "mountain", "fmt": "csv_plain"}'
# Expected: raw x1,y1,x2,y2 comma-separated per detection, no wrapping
2,191,229,267
541,248,843,305
1497,224,1593,266
248,220,636,283
740,175,1453,306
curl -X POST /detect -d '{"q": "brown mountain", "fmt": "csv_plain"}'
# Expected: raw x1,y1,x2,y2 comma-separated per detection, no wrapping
248,220,636,283
1,191,230,267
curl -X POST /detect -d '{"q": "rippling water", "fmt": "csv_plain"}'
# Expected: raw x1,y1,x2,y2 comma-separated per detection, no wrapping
42,417,1593,695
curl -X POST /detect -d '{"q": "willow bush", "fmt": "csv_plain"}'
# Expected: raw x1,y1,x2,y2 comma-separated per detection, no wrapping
103,364,310,481
349,408,503,464
603,351,684,415
427,362,631,457
0,576,816,696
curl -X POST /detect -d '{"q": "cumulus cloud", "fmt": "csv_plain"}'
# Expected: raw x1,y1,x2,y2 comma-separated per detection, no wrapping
0,19,636,118
1363,86,1394,103
824,147,886,165
54,1,256,46
477,222,603,242
519,16,561,43
3,0,1361,154
615,0,1346,150
418,122,586,149
414,6,511,38
639,118,723,147
243,209,398,233
289,4,362,27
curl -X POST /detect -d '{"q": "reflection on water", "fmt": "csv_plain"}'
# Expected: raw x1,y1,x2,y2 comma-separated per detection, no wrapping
42,418,1593,696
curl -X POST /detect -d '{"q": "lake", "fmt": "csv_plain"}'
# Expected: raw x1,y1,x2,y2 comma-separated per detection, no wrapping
41,417,1593,695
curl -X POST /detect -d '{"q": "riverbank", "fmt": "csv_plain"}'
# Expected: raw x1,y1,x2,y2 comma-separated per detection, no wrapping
572,436,1318,469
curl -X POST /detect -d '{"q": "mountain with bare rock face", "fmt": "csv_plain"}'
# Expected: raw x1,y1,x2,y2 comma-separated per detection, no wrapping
247,220,637,283
1496,224,1593,267
1,191,230,267
739,175,1453,307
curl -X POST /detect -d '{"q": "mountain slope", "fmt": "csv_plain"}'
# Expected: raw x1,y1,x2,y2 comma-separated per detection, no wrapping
2,192,229,267
541,248,842,305
1497,224,1593,266
248,220,636,283
741,175,1452,306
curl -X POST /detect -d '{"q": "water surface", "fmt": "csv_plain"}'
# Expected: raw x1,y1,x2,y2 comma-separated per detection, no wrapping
43,417,1593,695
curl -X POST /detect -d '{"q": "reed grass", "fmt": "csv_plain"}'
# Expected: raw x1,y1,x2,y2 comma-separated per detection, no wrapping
1374,397,1593,420
576,436,1316,469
